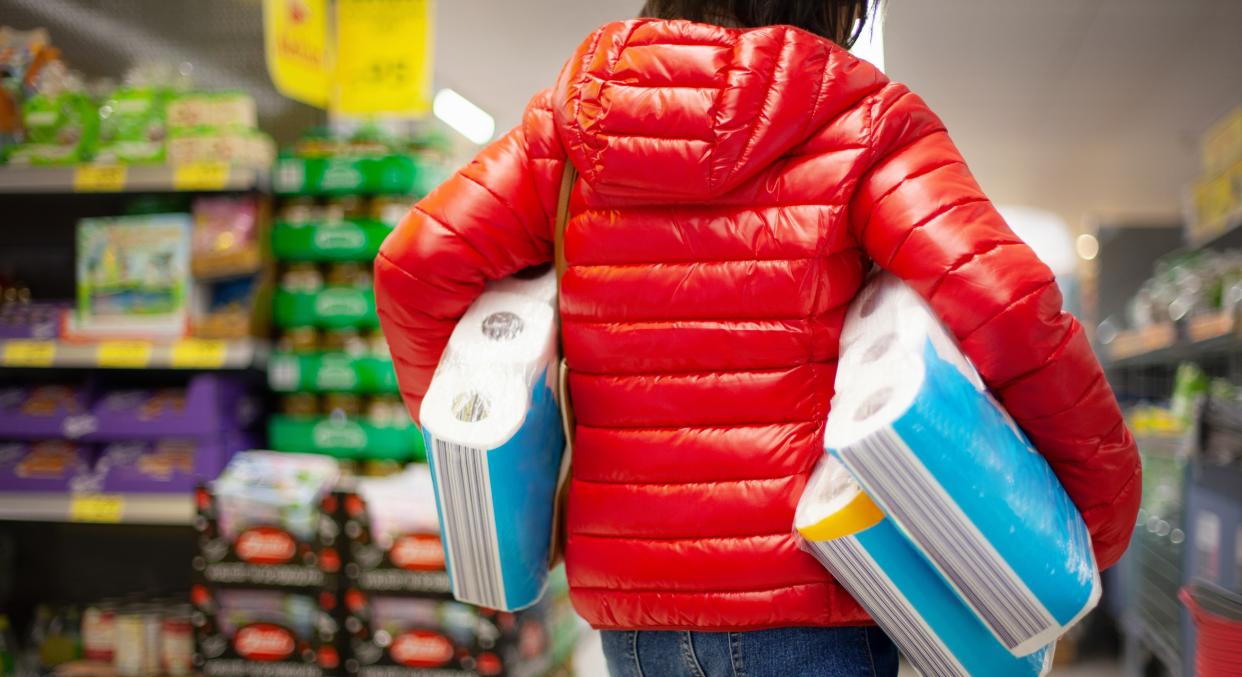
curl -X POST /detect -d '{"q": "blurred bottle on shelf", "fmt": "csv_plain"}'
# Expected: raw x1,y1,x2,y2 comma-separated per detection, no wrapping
0,614,16,677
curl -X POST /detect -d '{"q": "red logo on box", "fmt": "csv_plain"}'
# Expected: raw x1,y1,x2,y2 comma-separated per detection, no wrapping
235,624,295,661
390,631,454,668
390,534,445,571
236,527,297,564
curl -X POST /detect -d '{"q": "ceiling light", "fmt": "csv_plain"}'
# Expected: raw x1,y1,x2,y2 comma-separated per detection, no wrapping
1075,233,1100,261
433,89,495,145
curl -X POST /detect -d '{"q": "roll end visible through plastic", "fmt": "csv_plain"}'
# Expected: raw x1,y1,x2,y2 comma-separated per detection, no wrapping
797,490,885,542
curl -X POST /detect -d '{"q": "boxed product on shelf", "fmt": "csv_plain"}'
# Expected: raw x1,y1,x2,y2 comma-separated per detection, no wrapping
0,383,92,439
269,353,399,395
191,196,265,279
88,437,247,494
342,593,554,677
167,91,258,130
272,218,393,263
95,85,170,164
193,451,342,589
73,213,192,339
267,411,424,462
10,86,98,165
0,439,94,491
341,466,450,596
167,125,275,167
88,373,254,441
0,300,66,339
192,585,341,677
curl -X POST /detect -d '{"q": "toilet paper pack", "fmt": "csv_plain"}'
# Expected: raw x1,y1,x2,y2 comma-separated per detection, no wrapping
795,456,1054,677
420,278,565,612
824,273,1100,656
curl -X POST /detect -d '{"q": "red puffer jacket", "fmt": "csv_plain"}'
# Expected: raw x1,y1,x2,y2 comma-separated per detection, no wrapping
376,19,1141,631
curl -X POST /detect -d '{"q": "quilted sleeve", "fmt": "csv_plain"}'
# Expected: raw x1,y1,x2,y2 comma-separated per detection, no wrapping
375,91,566,422
848,83,1140,569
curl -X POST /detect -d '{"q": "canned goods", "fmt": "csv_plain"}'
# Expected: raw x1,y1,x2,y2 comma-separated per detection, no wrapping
161,609,194,676
113,608,146,677
82,603,117,661
326,262,370,289
280,327,321,354
281,263,324,292
282,393,320,418
324,393,362,418
281,197,318,225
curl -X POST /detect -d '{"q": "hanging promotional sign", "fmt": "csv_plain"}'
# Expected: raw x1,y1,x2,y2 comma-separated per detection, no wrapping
262,0,331,108
332,0,435,117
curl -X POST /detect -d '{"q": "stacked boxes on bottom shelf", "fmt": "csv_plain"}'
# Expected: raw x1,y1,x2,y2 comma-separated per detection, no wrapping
338,467,574,677
192,451,345,676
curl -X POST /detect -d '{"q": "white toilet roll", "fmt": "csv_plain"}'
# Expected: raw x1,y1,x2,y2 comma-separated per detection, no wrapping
444,291,556,371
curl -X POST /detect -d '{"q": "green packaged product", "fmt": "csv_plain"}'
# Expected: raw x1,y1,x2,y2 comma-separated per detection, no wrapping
17,92,98,163
96,86,169,164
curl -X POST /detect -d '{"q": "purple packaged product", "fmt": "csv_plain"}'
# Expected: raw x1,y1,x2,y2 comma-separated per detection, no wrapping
0,441,95,492
90,434,250,494
0,302,66,339
88,374,253,441
0,384,94,439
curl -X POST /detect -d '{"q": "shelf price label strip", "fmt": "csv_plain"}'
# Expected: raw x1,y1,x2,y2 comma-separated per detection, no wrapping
96,340,153,368
2,340,57,367
171,339,229,368
172,162,231,191
69,495,125,523
73,165,128,192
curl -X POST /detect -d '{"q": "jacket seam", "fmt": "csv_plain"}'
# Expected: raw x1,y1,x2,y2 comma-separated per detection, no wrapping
722,28,792,190
570,581,831,595
926,239,1025,298
409,204,493,274
570,417,823,431
563,314,838,325
571,473,806,487
882,196,991,266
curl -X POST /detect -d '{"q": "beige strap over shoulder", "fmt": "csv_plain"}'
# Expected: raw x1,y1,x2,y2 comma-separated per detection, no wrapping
548,160,577,568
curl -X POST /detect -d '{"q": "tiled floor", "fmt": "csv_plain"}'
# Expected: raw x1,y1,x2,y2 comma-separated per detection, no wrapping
571,629,1125,676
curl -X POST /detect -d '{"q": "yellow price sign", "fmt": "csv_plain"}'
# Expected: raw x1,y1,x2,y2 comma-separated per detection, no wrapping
2,340,56,367
70,495,125,523
173,162,230,191
171,339,228,368
74,165,128,192
97,341,153,368
333,0,433,116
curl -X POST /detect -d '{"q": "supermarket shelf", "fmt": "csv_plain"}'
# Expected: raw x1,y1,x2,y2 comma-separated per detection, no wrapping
1104,312,1242,367
0,492,194,525
0,338,267,370
0,163,265,194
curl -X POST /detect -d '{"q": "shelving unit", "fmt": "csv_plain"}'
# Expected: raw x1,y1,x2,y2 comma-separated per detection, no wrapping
1103,311,1241,368
0,163,265,194
0,337,266,369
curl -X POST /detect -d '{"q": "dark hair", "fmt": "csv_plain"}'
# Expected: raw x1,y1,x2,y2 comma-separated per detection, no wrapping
640,0,878,48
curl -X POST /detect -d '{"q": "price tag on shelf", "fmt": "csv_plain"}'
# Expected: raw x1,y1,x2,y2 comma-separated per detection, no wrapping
70,495,125,523
2,340,56,367
73,165,127,192
173,162,230,191
171,339,229,368
97,341,152,368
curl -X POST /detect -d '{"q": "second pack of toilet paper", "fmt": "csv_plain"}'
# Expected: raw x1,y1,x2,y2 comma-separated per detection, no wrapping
420,269,565,611
796,455,1054,676
824,273,1100,656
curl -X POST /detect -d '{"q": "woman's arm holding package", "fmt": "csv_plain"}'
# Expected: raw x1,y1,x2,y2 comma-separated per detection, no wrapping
375,92,565,422
848,83,1141,569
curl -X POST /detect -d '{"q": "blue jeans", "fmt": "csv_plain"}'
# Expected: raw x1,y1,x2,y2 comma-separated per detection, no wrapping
601,626,898,677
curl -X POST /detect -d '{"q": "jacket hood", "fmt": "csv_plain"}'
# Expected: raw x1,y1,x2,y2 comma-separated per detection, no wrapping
552,19,886,202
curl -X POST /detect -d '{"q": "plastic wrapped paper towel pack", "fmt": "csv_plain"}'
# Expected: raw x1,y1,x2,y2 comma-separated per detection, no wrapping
420,270,565,611
823,273,1100,655
795,456,1054,676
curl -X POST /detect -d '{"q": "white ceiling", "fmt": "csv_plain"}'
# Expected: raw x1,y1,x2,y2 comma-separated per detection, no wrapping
432,0,1242,230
